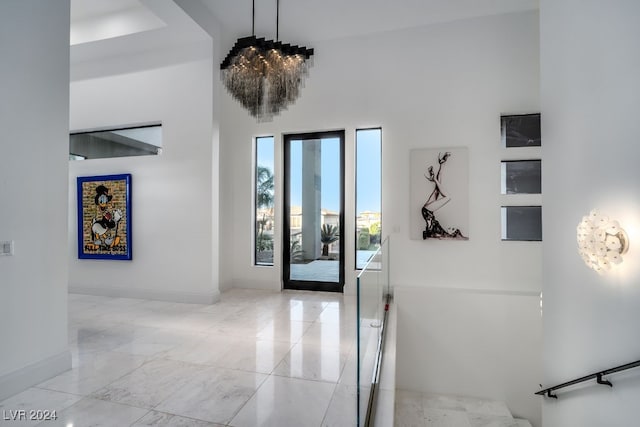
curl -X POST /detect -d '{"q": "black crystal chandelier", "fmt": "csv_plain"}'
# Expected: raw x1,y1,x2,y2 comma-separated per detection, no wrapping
220,0,314,121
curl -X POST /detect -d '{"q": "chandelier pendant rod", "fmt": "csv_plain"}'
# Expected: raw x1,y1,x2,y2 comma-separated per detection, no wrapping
276,0,280,41
252,0,255,36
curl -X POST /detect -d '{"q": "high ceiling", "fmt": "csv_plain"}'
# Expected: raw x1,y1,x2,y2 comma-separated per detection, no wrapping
69,0,210,65
70,0,538,61
70,0,144,22
201,0,538,46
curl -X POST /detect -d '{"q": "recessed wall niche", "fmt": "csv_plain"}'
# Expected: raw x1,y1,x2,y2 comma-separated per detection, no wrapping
500,113,542,241
501,113,541,147
501,206,542,241
501,160,541,195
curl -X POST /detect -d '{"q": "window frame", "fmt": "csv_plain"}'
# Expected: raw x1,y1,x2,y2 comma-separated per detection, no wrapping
254,135,275,266
355,127,382,270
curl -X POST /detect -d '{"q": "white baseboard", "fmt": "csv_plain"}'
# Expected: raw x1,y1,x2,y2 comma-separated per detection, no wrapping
0,351,71,401
69,285,220,304
231,279,282,292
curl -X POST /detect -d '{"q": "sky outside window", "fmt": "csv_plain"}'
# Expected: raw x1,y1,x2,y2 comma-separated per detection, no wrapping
289,137,341,212
356,128,382,269
356,129,382,213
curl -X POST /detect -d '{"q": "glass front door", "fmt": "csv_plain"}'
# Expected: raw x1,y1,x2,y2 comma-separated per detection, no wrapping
283,131,345,292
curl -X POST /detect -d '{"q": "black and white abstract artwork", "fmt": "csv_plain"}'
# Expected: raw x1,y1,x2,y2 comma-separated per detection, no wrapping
410,147,469,240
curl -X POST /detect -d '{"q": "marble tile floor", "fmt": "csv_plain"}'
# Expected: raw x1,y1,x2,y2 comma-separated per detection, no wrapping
0,289,362,427
394,390,533,427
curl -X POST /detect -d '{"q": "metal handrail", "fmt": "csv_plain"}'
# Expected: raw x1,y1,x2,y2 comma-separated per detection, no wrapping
536,360,640,399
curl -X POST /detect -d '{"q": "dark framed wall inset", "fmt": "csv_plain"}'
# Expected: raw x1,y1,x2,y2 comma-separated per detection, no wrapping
501,160,541,195
501,206,542,241
500,113,542,242
501,113,541,147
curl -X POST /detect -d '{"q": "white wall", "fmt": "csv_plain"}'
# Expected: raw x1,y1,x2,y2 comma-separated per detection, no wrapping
396,287,542,427
540,0,640,425
0,1,71,399
68,54,220,303
220,11,541,294
220,9,542,423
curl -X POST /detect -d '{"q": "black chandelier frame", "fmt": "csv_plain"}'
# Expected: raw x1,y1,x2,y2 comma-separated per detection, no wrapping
219,0,314,120
220,36,313,71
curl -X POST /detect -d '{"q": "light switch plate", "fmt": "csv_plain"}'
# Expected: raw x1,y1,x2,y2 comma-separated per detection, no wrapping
1,241,14,256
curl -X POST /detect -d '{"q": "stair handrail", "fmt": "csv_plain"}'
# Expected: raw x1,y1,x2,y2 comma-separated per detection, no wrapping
536,359,640,398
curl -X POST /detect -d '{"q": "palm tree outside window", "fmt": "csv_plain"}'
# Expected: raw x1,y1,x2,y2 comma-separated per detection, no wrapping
255,136,275,265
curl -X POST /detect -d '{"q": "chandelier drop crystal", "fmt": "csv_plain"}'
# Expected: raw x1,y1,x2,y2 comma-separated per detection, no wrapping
220,1,314,121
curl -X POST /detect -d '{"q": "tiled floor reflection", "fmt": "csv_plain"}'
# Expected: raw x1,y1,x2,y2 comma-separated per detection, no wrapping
0,289,359,427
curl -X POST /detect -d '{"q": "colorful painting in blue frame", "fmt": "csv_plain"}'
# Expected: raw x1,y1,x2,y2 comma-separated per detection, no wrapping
77,174,132,260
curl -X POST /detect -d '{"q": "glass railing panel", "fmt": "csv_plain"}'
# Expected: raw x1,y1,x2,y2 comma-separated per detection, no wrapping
357,237,389,426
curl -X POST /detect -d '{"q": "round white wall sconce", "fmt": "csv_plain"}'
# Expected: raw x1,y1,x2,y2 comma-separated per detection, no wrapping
577,209,629,273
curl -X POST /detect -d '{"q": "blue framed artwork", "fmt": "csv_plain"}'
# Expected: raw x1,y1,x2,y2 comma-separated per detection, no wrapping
77,174,132,260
